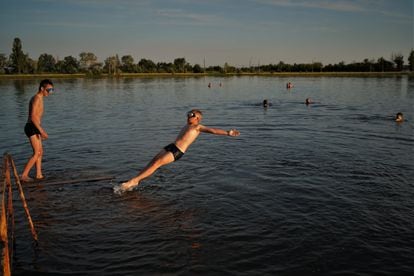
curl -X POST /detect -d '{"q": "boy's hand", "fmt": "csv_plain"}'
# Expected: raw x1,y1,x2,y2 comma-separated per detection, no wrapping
41,131,48,140
228,129,240,137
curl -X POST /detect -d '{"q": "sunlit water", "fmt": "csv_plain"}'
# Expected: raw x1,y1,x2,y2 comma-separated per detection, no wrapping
1,76,413,275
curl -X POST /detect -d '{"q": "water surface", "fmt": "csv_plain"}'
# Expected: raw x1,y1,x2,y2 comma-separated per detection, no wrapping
1,76,413,275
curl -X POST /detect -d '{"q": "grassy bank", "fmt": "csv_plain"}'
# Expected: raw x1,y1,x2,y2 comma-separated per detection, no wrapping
0,71,412,80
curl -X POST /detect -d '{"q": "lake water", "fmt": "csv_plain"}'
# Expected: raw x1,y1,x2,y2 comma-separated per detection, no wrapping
1,76,413,275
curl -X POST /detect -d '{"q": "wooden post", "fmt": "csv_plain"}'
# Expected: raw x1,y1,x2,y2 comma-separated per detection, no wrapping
6,157,15,262
2,153,40,274
1,155,11,276
8,155,38,241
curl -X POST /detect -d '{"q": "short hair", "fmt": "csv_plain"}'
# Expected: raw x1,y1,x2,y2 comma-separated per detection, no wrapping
39,79,53,90
396,112,403,117
190,109,203,117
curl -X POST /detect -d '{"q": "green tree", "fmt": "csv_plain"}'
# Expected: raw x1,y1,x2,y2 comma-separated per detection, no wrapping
79,52,98,72
192,64,203,73
9,37,27,74
104,57,113,74
138,58,157,73
376,57,393,72
37,53,56,73
60,56,80,73
104,55,121,75
392,53,404,71
26,56,36,73
206,65,224,73
223,62,236,73
121,55,135,73
185,63,193,73
276,61,289,72
0,54,7,74
362,58,374,72
173,58,187,73
408,49,414,71
312,62,323,72
88,62,103,77
55,60,64,73
157,62,174,73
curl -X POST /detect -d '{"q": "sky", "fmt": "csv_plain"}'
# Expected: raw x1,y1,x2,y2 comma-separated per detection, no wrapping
0,0,413,66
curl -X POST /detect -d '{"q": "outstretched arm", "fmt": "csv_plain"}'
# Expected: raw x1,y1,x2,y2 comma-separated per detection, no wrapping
199,125,240,137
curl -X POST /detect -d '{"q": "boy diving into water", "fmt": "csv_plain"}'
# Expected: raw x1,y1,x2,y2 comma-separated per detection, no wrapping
114,109,240,194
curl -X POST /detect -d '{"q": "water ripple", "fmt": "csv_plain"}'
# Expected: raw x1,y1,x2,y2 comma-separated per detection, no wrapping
2,77,413,275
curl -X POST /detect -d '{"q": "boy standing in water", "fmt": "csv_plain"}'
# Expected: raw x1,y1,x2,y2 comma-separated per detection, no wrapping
21,79,54,182
115,109,240,194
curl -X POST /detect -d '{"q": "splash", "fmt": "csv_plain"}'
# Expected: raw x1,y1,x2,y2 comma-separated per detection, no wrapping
113,184,125,195
113,183,135,195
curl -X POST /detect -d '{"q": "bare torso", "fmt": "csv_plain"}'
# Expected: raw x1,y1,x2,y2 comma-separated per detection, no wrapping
28,94,44,124
174,124,202,152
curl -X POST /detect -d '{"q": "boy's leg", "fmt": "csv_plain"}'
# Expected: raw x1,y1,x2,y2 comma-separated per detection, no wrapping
35,137,44,179
21,134,42,181
120,149,175,191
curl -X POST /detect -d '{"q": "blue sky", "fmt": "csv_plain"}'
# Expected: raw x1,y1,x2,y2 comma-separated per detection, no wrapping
0,0,412,66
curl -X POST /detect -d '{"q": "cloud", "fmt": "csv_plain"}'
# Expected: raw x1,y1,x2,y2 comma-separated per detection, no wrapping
154,8,233,27
254,0,411,17
156,9,216,22
254,0,364,12
31,21,107,29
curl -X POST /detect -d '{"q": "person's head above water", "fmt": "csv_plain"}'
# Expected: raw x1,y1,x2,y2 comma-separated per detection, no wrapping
263,99,269,107
395,112,404,122
305,98,312,105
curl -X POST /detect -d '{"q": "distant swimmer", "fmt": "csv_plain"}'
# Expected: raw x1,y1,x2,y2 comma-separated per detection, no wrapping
208,83,211,88
305,98,312,105
114,109,240,194
286,82,293,89
21,79,55,182
395,112,404,122
263,99,272,107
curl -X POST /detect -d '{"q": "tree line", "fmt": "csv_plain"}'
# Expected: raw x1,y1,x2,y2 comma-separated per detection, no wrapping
1,37,413,76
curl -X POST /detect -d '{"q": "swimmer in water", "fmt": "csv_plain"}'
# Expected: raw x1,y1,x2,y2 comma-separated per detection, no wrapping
395,112,404,122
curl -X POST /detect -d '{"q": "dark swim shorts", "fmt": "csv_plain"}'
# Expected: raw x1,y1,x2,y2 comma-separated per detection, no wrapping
24,122,41,138
164,143,184,161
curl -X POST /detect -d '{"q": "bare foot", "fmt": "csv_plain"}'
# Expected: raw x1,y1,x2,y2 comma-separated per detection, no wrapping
35,175,45,181
113,181,139,195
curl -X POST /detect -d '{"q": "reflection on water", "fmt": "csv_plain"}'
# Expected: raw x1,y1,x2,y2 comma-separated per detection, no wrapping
1,76,413,275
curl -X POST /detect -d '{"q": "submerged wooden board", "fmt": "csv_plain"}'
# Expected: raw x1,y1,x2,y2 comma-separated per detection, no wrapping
27,176,115,186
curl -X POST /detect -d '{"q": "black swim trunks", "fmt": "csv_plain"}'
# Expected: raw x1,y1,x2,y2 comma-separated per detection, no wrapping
24,122,41,138
164,143,184,161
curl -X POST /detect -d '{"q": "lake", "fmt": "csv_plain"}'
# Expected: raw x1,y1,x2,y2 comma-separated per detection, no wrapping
1,76,413,275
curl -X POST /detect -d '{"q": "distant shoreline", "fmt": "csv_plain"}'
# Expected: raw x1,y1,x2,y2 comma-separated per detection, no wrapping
0,72,412,80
